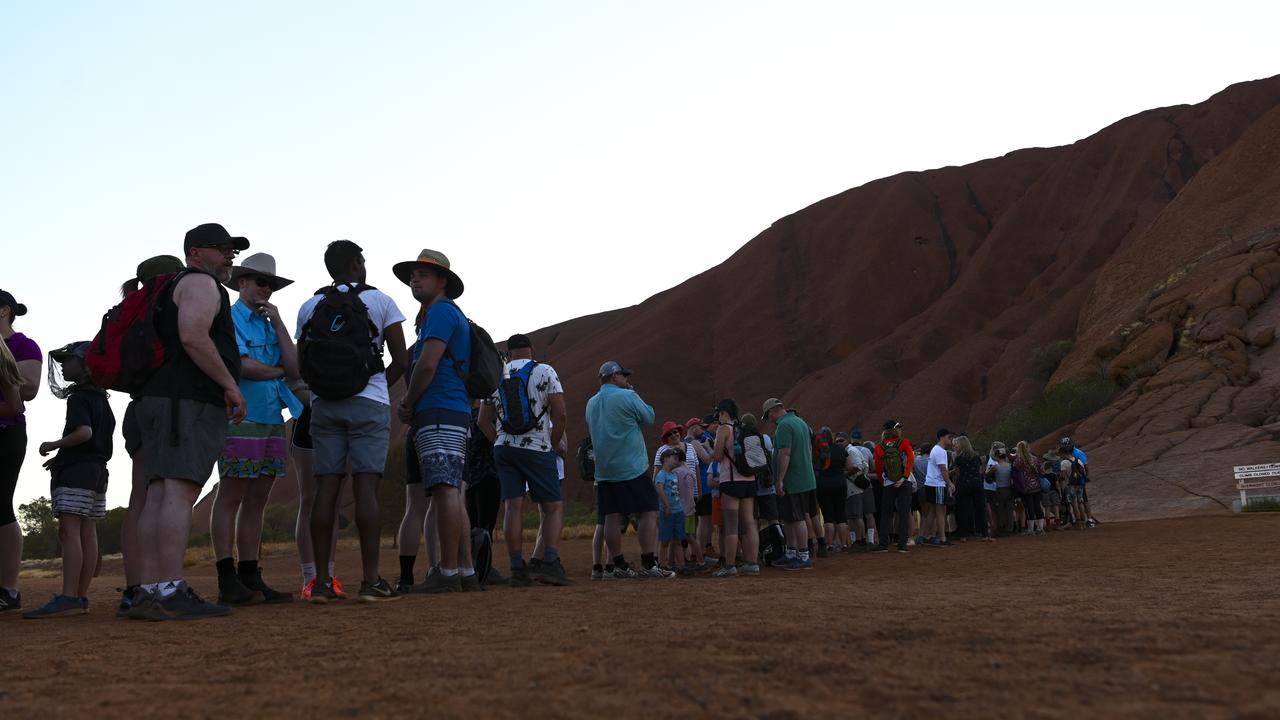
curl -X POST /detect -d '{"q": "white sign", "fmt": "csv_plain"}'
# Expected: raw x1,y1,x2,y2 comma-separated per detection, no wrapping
1236,478,1280,491
1233,463,1280,480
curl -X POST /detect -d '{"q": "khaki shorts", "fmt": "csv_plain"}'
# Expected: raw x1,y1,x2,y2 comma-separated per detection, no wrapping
137,396,227,487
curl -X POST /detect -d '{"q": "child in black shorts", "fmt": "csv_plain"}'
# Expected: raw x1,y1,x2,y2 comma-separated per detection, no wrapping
24,341,115,619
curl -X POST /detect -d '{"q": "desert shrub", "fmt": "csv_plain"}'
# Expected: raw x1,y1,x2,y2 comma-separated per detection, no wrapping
1032,340,1075,381
974,375,1118,450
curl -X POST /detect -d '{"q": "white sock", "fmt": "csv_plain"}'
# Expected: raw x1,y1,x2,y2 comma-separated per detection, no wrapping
328,561,336,577
159,580,181,598
301,562,317,583
868,528,877,545
440,567,458,577
460,567,475,577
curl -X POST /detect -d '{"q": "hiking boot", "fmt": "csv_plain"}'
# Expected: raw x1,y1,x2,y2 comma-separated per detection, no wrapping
418,570,463,593
358,577,402,602
460,573,484,592
531,559,574,587
637,565,676,580
485,568,510,587
739,562,761,576
509,567,535,588
23,594,85,619
611,564,640,580
125,589,168,621
0,588,20,612
308,579,339,604
217,573,264,606
158,582,232,621
241,569,293,604
711,565,738,578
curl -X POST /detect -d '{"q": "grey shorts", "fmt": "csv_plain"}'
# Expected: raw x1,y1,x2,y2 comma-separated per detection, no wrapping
311,396,391,477
137,396,227,487
845,492,866,520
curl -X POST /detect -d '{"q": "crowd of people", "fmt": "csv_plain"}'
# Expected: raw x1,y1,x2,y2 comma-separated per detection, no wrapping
0,223,1100,621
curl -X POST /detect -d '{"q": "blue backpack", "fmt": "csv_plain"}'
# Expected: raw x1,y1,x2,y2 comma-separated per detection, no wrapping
496,361,545,435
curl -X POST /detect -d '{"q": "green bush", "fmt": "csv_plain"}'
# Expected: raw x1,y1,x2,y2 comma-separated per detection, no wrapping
1031,340,1075,381
974,375,1118,450
18,497,59,560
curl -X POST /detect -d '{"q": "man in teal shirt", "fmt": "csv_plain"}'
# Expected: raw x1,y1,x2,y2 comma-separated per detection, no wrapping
584,361,673,579
763,398,816,570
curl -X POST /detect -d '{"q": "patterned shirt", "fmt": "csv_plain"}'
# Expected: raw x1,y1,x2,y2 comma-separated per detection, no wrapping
492,359,564,454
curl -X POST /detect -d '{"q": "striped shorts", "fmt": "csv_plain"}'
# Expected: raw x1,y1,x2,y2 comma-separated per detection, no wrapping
410,408,472,493
51,462,108,520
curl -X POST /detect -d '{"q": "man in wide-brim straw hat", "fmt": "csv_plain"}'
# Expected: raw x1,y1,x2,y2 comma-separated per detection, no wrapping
210,251,303,606
392,249,464,299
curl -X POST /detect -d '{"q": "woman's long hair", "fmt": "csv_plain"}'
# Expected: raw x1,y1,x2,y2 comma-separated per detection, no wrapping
0,339,22,387
955,435,977,459
1015,440,1034,468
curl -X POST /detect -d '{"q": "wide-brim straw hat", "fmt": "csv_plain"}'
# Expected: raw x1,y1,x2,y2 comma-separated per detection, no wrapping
226,253,294,291
393,249,464,299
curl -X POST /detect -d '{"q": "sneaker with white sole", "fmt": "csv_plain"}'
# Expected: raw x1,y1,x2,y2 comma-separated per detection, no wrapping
636,565,675,579
611,565,640,580
739,562,761,576
711,565,739,578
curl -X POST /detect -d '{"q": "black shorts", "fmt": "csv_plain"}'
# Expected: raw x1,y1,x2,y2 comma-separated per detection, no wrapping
597,473,660,517
817,484,848,524
778,489,817,524
695,494,713,517
755,493,779,522
123,401,142,458
291,406,313,450
719,480,755,499
911,485,921,512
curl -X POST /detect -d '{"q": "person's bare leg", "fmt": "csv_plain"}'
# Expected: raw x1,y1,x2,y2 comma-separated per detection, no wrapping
398,485,428,559
531,504,546,560
122,453,147,586
740,498,758,562
210,478,248,561
432,485,464,571
293,447,316,570
697,512,712,556
592,522,605,566
237,476,274,562
503,496,524,569
309,474,343,583
78,519,98,597
0,521,23,593
423,494,439,568
154,479,200,583
135,481,164,585
638,510,659,556
538,501,563,563
58,514,83,597
720,496,740,567
351,473,382,583
603,513,623,560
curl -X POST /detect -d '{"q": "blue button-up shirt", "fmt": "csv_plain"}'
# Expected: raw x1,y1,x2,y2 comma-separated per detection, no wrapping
232,300,303,425
585,383,655,482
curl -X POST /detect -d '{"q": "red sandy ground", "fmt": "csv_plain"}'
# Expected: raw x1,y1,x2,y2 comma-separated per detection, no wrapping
6,514,1280,718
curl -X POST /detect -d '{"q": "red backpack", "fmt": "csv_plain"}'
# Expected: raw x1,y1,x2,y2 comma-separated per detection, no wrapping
87,270,189,393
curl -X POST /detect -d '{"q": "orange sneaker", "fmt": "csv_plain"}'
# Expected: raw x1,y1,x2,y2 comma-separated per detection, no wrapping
302,578,315,602
331,576,347,599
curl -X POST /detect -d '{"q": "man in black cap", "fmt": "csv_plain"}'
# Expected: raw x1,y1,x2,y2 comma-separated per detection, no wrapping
0,288,42,612
479,333,571,586
128,223,248,620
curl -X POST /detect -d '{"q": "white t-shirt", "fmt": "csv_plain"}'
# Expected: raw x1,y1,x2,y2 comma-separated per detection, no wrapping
925,445,949,487
295,284,405,406
492,358,564,454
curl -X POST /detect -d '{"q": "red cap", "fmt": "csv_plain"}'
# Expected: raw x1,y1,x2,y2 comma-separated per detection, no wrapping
684,417,704,430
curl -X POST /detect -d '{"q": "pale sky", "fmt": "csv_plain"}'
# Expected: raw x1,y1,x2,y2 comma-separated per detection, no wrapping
3,1,1277,512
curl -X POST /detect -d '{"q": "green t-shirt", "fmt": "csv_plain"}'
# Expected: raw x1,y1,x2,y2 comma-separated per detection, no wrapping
774,411,816,494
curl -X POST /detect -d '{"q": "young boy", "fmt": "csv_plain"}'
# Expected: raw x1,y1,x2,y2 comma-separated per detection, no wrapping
25,341,115,619
654,449,685,570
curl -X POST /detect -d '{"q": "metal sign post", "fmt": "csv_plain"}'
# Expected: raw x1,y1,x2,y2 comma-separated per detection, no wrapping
1233,463,1280,509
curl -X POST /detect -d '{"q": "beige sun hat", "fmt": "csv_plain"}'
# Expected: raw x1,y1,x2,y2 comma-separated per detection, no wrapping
226,253,294,291
392,249,464,299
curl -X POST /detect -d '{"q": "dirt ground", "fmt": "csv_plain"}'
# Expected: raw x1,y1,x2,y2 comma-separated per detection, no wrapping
6,514,1280,719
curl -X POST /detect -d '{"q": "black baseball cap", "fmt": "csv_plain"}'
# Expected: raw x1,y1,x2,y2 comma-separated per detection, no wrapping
184,223,249,252
0,289,26,318
507,333,532,351
883,420,901,431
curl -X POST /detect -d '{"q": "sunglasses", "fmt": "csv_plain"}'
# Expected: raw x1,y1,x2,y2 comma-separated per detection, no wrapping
251,276,274,289
200,244,240,258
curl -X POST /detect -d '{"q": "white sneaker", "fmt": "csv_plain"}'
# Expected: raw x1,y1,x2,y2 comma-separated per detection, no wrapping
637,565,676,579
711,565,739,578
738,563,760,576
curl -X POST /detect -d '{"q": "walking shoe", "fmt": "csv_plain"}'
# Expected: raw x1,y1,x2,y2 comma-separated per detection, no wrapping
738,562,761,576
158,582,233,621
125,589,169,621
301,579,315,602
217,573,264,606
509,567,535,587
711,565,739,578
531,559,575,586
331,576,348,599
460,573,484,592
816,545,829,558
116,586,140,618
896,546,909,554
486,568,510,587
23,594,85,619
358,578,402,602
925,538,945,548
418,570,463,593
939,539,955,546
1087,518,1098,528
395,579,414,595
869,545,889,553
307,579,339,604
637,564,677,579
784,557,814,571
611,564,640,580
0,588,20,612
770,555,793,567
240,569,293,604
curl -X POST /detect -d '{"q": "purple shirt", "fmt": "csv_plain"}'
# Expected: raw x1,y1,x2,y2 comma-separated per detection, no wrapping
1,332,41,425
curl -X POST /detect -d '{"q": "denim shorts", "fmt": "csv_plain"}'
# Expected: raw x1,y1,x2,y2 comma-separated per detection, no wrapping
410,408,471,494
659,510,687,542
494,445,562,503
311,396,391,476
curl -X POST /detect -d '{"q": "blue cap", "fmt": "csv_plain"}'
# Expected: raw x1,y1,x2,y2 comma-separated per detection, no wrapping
598,360,632,379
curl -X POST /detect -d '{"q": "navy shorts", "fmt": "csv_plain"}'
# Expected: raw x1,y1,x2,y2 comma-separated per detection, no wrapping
494,445,562,503
597,473,660,517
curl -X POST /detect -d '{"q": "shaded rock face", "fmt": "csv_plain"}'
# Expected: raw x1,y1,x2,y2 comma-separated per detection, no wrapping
195,77,1280,527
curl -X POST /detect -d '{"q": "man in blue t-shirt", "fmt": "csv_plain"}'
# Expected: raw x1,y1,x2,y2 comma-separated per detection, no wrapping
394,249,476,593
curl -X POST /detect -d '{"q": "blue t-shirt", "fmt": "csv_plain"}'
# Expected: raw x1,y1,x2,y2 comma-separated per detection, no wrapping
584,384,655,482
412,299,471,414
655,468,682,514
1072,448,1088,465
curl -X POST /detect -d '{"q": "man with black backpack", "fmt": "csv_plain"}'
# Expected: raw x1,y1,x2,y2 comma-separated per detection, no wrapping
478,333,571,587
296,240,408,603
127,223,248,620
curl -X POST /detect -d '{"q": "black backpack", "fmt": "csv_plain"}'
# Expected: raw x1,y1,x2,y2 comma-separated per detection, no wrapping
438,299,502,399
759,524,785,565
496,360,546,435
471,527,492,586
298,284,384,401
576,436,596,482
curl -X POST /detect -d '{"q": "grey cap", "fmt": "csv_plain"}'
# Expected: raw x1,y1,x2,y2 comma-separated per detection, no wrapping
598,360,632,379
